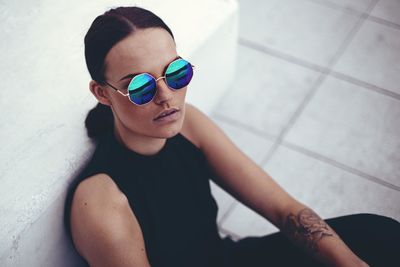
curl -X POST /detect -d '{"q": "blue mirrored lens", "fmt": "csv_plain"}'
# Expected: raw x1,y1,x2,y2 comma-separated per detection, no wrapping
165,59,193,90
127,73,156,105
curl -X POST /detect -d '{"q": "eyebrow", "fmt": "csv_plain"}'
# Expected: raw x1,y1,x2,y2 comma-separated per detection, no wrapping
118,55,181,81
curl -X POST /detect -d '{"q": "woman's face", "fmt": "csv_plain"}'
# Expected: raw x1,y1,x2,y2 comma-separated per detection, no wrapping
101,28,187,139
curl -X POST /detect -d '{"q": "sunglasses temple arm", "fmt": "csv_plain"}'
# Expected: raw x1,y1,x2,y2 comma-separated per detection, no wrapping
104,81,129,96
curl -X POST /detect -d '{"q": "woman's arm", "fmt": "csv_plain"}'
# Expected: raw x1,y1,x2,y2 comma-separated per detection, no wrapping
280,203,369,267
70,173,152,267
184,104,368,267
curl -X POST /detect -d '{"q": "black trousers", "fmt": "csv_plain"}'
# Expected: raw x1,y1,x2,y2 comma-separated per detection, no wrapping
222,213,400,267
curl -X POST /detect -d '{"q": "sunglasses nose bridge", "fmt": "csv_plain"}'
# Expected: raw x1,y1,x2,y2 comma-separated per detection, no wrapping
154,76,168,90
155,76,166,83
153,75,173,104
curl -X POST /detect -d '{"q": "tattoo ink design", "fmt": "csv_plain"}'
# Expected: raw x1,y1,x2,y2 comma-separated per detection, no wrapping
283,208,336,254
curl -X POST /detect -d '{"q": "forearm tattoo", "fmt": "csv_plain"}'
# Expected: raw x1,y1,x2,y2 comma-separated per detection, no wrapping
283,208,336,254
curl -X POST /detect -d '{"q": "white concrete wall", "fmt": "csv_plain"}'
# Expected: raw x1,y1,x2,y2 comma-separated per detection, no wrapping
0,0,238,265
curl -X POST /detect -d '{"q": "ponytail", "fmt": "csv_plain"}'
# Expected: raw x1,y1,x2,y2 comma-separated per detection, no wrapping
85,103,114,140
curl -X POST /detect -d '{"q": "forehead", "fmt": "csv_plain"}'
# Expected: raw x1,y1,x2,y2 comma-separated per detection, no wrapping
104,28,177,80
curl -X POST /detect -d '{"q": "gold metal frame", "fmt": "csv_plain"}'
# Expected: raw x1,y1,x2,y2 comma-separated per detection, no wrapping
104,57,195,106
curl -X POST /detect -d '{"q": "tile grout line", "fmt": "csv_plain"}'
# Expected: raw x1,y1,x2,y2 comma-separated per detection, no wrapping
238,38,329,74
217,201,239,227
260,74,325,165
308,0,400,31
239,39,336,171
326,0,379,68
368,15,400,30
308,0,365,15
211,112,277,142
281,141,400,192
333,0,383,91
258,0,380,166
211,112,400,192
239,39,400,102
330,70,400,101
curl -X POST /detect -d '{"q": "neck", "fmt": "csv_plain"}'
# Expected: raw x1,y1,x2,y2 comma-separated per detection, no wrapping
113,123,167,156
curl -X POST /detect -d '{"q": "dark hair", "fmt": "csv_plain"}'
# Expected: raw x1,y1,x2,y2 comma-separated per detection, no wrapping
84,6,174,140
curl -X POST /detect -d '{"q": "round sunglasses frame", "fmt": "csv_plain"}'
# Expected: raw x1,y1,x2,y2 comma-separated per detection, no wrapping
104,57,195,106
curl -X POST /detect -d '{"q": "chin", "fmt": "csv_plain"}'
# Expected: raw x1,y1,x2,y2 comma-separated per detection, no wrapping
155,112,185,138
162,124,182,139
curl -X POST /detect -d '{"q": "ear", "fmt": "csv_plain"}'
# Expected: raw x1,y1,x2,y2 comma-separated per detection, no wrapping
89,80,112,106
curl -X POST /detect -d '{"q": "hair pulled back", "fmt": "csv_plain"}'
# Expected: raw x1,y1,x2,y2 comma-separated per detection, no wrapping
84,6,174,140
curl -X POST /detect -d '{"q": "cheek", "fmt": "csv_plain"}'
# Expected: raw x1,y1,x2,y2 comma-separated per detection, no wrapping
113,97,133,115
124,106,149,122
177,87,188,99
112,98,143,122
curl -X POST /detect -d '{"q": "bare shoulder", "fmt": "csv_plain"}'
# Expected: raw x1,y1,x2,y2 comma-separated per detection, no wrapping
71,173,128,224
70,173,150,266
180,102,220,150
73,173,122,203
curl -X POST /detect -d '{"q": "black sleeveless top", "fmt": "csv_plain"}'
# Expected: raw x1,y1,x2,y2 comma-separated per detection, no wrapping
64,131,235,267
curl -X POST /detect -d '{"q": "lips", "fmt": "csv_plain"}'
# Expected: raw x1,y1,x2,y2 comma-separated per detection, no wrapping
154,108,179,120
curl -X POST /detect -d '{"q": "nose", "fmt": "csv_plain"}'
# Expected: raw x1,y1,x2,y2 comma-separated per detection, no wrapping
153,78,173,105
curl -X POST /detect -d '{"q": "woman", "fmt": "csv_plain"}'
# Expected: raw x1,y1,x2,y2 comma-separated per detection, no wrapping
64,6,399,267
